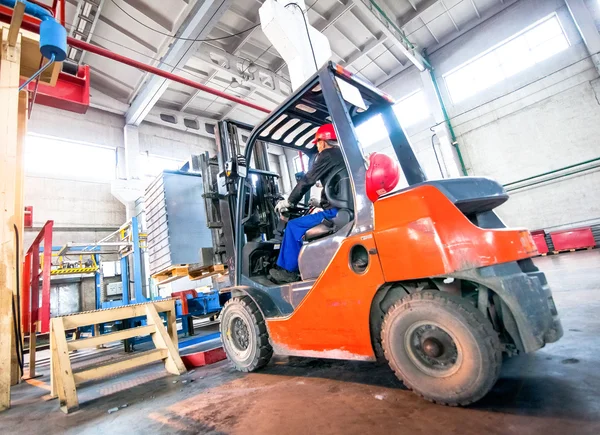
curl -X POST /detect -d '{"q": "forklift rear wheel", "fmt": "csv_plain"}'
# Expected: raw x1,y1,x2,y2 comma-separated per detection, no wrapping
220,296,273,372
381,290,502,406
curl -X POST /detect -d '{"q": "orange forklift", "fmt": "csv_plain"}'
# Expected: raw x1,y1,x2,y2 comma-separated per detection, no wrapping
215,62,563,405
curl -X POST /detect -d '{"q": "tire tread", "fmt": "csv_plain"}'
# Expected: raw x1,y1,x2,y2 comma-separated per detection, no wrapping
381,291,502,406
221,296,273,372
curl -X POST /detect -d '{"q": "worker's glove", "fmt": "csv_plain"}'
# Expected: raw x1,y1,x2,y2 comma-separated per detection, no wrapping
275,199,291,215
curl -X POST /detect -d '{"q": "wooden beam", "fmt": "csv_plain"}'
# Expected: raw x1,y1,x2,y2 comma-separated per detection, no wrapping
50,318,78,413
7,0,25,47
12,89,28,385
0,26,22,412
48,300,184,413
67,325,155,350
25,323,37,379
50,322,58,399
60,299,175,329
73,349,168,385
145,304,186,375
167,302,178,346
1,23,61,86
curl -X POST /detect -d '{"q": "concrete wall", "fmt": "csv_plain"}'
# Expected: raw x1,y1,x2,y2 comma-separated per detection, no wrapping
380,0,600,230
25,106,127,247
138,122,216,162
25,105,218,310
25,106,217,248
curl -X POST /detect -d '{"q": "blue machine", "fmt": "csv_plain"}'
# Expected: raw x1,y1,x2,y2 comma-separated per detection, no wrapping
175,290,227,336
175,290,221,317
100,216,146,309
48,215,226,344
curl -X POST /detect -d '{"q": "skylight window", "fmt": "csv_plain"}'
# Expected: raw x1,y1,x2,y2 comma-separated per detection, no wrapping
444,14,569,103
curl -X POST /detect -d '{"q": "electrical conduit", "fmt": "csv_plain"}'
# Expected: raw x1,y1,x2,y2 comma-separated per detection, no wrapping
504,157,600,192
427,67,469,176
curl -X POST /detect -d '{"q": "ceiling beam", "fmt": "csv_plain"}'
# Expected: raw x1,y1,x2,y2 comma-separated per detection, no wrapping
144,108,218,139
351,0,428,71
398,0,439,27
220,88,257,120
179,11,266,113
318,0,355,33
125,0,233,126
124,0,176,31
344,34,387,68
98,14,157,53
89,88,130,115
193,45,292,102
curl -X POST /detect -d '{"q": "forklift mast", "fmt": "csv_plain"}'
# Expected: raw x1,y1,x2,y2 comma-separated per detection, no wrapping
199,120,281,281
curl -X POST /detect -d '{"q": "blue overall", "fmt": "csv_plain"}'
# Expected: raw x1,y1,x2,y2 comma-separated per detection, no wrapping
276,208,338,272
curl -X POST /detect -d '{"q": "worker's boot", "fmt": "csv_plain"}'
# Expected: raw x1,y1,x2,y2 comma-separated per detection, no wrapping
269,268,299,284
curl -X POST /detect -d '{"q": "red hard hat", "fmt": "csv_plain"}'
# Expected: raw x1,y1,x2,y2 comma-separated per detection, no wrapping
366,153,401,202
312,123,337,144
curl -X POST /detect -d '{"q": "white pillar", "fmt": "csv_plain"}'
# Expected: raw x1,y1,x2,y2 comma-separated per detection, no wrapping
420,69,465,178
124,124,141,180
111,124,146,217
278,154,292,193
565,0,600,75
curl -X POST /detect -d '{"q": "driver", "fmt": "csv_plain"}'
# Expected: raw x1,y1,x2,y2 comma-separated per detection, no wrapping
270,123,345,284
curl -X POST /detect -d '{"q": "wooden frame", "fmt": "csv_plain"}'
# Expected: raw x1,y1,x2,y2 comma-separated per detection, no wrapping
1,4,65,412
1,22,61,86
0,14,23,412
50,300,185,413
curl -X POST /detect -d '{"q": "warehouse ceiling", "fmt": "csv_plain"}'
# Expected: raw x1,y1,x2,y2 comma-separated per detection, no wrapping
59,0,519,131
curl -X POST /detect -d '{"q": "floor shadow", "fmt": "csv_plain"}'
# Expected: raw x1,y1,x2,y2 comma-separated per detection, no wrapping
262,355,408,390
473,374,600,421
258,355,600,421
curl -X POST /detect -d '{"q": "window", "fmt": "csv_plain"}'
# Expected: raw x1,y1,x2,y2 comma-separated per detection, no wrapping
354,90,431,148
25,134,116,180
393,90,430,127
293,154,309,174
355,114,388,149
444,14,569,103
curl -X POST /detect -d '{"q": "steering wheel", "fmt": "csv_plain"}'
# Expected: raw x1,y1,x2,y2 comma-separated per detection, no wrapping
280,203,310,220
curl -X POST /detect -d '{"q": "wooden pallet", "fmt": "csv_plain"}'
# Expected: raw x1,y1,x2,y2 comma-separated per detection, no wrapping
50,300,186,413
153,263,226,284
541,247,595,256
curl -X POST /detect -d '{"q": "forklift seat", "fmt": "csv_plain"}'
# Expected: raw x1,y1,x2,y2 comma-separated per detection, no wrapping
303,167,354,242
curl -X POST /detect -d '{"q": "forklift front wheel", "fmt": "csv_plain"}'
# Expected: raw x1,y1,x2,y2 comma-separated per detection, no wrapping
220,296,273,372
381,290,502,406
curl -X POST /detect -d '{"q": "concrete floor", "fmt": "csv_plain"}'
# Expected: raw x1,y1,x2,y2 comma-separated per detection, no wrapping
2,250,600,434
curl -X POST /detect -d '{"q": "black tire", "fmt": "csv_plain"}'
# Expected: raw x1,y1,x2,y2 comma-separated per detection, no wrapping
381,291,502,406
220,296,273,372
